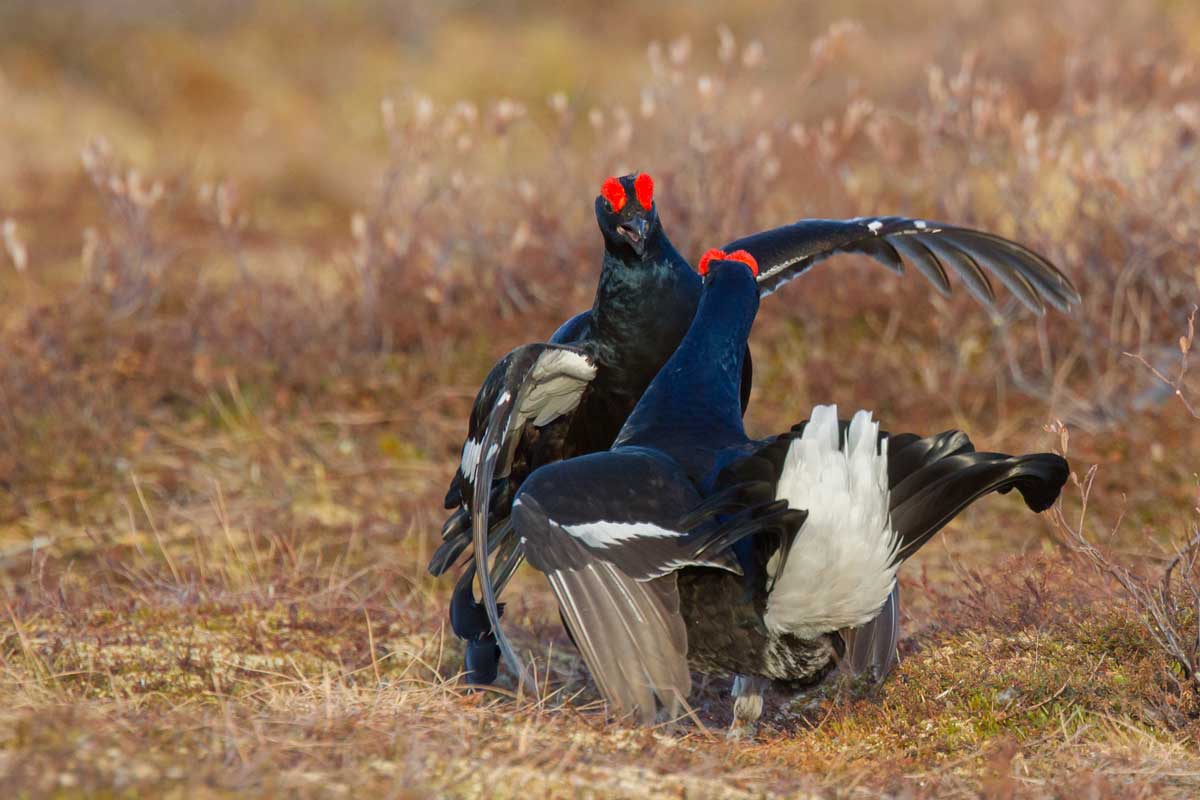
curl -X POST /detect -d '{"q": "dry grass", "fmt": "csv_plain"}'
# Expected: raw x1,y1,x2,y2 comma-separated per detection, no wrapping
2,1,1200,796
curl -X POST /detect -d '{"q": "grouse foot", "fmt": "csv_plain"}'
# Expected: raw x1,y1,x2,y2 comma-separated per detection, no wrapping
450,566,503,684
728,674,769,740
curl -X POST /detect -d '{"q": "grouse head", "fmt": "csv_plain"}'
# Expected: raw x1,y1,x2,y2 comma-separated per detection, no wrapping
595,172,659,258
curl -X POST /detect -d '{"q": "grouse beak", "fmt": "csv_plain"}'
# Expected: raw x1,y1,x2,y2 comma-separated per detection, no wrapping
617,215,650,257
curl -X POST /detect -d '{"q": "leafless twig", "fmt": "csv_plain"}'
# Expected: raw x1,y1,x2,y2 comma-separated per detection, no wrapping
1124,304,1199,419
1052,309,1200,693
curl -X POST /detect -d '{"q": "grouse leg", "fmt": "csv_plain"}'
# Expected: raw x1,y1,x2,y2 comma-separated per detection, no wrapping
728,674,769,740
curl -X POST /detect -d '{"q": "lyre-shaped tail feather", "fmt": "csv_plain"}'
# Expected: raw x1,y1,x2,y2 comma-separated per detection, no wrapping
889,449,1068,563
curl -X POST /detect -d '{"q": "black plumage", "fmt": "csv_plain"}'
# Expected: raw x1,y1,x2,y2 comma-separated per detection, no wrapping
434,172,1079,685
496,255,1069,728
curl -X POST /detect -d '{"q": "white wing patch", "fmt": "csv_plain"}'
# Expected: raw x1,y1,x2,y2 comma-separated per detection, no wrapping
460,347,595,487
563,520,681,550
460,437,482,477
525,349,597,427
765,404,899,639
531,349,596,382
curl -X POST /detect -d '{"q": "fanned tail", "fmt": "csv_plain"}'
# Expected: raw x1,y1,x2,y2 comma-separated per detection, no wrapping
766,406,898,639
839,431,1066,682
888,444,1069,563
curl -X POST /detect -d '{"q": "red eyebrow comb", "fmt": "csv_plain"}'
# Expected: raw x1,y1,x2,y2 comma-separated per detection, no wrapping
634,173,654,210
698,248,759,277
600,177,626,212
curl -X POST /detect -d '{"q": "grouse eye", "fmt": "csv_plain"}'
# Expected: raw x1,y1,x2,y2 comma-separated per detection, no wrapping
600,177,626,213
698,248,759,278
634,173,654,210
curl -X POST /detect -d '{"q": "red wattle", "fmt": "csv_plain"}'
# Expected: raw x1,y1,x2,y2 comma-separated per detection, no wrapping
634,173,654,210
697,248,726,276
698,248,759,277
725,249,759,277
600,177,626,213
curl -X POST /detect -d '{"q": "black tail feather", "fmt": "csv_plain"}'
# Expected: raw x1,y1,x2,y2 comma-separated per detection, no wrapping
694,501,807,559
429,481,517,577
889,446,1068,563
428,509,471,576
491,532,525,594
887,430,975,488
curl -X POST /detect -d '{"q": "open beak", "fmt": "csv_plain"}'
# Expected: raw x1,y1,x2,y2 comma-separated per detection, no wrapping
617,215,650,256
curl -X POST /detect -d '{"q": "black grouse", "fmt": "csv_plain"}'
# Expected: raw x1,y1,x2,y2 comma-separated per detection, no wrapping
433,172,1079,684
492,250,1069,732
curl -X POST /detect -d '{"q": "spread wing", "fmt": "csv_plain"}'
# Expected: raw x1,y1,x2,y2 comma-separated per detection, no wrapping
428,343,597,577
722,216,1079,313
506,449,804,723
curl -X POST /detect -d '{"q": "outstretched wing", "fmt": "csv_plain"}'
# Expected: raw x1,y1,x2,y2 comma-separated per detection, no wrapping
428,343,597,576
506,449,803,723
722,216,1079,313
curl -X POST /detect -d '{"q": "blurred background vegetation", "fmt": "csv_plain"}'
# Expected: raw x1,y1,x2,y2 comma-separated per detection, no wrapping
2,1,1200,796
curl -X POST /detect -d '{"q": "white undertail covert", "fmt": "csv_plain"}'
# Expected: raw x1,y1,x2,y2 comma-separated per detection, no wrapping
764,405,899,639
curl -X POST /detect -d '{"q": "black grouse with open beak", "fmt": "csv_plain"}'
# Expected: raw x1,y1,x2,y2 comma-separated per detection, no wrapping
432,170,1080,689
617,213,651,257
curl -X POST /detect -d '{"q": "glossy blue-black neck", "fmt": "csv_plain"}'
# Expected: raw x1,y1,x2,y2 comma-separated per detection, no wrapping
587,229,700,380
614,260,759,478
592,229,697,330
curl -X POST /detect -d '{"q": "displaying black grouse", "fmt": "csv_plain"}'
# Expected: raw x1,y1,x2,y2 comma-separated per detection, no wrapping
492,251,1069,732
433,172,1079,684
